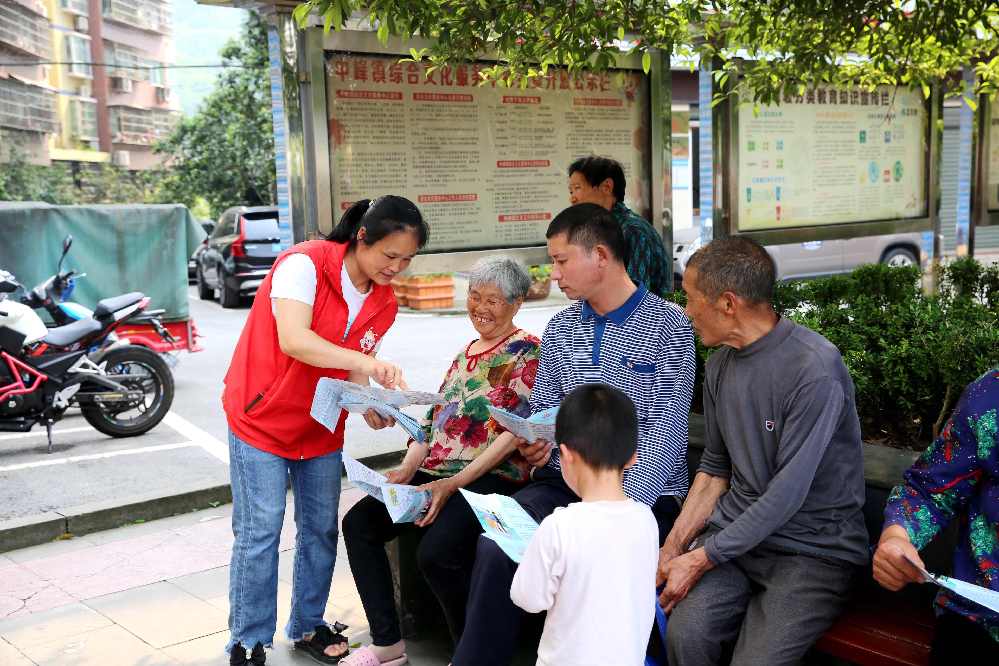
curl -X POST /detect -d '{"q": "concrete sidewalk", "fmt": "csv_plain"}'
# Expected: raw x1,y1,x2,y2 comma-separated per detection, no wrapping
0,485,455,666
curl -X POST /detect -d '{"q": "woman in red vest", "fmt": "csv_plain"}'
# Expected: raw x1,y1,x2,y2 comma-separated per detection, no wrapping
222,196,428,666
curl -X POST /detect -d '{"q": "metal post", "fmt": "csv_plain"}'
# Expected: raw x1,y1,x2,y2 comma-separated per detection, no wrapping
650,50,673,291
697,66,715,244
955,68,975,257
924,83,943,294
971,91,991,254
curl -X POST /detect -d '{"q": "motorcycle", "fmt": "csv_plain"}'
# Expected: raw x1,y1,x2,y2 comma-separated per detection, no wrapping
20,236,179,362
0,271,174,453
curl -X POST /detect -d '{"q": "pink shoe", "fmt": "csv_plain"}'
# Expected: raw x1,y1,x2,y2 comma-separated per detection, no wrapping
338,646,407,666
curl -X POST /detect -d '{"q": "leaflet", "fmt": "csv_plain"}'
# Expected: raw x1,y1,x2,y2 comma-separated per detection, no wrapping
311,378,446,443
460,489,539,563
905,554,999,614
487,406,559,443
342,454,430,523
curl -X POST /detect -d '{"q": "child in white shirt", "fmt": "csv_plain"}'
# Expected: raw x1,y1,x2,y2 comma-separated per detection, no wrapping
510,383,659,666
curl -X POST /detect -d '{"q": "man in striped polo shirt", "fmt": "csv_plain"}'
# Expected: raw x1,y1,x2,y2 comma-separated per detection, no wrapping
451,203,695,666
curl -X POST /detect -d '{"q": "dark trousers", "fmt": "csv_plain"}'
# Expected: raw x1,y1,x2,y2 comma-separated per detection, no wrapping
451,467,682,666
930,610,999,664
342,470,519,646
666,539,857,666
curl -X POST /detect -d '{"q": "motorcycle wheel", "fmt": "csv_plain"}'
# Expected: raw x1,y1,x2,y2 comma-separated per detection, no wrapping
81,346,174,438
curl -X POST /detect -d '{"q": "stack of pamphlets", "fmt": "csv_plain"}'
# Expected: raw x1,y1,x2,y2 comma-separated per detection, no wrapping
311,378,446,443
343,454,431,523
486,405,558,442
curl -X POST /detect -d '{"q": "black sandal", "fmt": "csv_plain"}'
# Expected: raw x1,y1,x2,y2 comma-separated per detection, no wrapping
294,622,350,664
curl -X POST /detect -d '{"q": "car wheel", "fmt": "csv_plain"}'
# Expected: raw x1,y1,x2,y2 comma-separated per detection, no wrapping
196,267,213,301
881,247,918,268
220,277,240,308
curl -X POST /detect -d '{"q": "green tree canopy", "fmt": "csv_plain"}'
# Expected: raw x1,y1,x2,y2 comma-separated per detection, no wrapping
156,11,276,218
293,1,999,103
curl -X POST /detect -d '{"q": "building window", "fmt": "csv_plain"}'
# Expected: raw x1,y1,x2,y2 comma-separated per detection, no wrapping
65,34,92,78
60,0,90,16
70,98,98,141
148,62,165,86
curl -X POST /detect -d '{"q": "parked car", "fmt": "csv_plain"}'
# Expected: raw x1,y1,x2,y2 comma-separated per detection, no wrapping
672,227,922,286
196,206,281,308
188,220,215,282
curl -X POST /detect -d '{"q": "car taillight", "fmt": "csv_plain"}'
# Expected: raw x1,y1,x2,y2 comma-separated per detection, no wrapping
231,223,247,258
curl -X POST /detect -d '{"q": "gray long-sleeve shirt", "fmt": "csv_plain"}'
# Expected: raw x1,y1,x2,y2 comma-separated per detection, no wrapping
699,317,869,566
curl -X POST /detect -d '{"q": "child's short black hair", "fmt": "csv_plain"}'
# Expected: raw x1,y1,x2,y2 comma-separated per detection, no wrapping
555,383,638,471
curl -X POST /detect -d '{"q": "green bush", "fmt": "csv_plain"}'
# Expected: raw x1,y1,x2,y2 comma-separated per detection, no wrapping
674,259,999,449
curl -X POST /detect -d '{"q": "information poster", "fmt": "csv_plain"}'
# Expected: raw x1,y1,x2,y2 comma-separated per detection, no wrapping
737,85,927,231
326,54,651,252
988,95,999,211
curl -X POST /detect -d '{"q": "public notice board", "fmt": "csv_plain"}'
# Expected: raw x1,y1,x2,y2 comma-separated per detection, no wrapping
737,85,927,232
325,54,651,252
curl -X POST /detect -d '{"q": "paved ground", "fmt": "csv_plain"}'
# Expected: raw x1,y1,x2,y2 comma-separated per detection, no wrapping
0,279,568,546
0,484,463,666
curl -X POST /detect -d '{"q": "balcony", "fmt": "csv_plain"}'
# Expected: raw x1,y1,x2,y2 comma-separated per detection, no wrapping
59,0,90,16
104,41,149,81
0,2,52,60
102,0,171,34
0,77,57,134
109,105,179,145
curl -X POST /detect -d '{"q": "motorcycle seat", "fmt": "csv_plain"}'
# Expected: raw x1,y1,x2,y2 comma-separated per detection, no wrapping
43,317,103,348
94,292,145,319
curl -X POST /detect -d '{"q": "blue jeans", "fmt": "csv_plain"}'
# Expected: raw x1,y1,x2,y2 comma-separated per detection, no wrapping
226,430,343,652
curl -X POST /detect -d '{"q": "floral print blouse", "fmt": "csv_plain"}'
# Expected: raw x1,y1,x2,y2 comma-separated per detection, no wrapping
414,328,540,484
884,367,999,642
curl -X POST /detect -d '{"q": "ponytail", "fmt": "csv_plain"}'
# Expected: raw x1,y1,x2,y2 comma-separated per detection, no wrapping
326,195,430,249
327,199,372,244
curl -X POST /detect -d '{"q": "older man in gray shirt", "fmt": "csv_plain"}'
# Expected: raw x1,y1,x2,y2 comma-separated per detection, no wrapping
659,237,868,666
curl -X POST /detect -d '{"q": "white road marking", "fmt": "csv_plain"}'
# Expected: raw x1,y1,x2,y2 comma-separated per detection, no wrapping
161,411,229,465
0,426,94,442
0,442,199,473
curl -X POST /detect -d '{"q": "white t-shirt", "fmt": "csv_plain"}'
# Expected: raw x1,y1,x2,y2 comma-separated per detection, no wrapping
510,499,659,666
270,253,369,337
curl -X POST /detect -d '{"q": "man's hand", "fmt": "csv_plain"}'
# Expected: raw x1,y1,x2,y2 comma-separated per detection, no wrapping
656,543,683,588
415,476,459,527
658,547,714,614
515,437,553,468
873,525,927,592
362,409,396,430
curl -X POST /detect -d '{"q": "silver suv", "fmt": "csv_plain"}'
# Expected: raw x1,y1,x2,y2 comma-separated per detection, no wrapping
672,227,921,284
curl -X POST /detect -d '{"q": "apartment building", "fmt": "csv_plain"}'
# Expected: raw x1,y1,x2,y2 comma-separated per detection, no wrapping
0,0,181,170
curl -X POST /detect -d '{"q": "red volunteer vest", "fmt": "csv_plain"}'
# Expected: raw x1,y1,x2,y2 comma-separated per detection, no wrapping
222,240,398,459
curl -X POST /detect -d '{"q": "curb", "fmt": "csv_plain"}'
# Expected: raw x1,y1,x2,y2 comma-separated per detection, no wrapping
0,449,406,554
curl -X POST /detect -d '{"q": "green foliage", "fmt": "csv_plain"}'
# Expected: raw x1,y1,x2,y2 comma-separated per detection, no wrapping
0,138,170,206
292,1,999,102
155,11,275,219
528,264,552,281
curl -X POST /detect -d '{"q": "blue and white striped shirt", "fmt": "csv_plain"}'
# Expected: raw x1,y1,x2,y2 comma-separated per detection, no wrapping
531,285,696,505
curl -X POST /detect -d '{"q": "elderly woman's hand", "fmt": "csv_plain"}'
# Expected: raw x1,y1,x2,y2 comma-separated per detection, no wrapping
414,476,459,527
515,437,553,468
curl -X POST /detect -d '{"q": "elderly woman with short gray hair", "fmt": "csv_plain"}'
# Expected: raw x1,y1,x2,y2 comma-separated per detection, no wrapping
339,257,540,666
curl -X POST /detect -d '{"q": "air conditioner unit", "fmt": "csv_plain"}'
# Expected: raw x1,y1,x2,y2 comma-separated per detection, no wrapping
112,150,130,168
75,16,89,32
111,77,133,93
155,86,170,103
